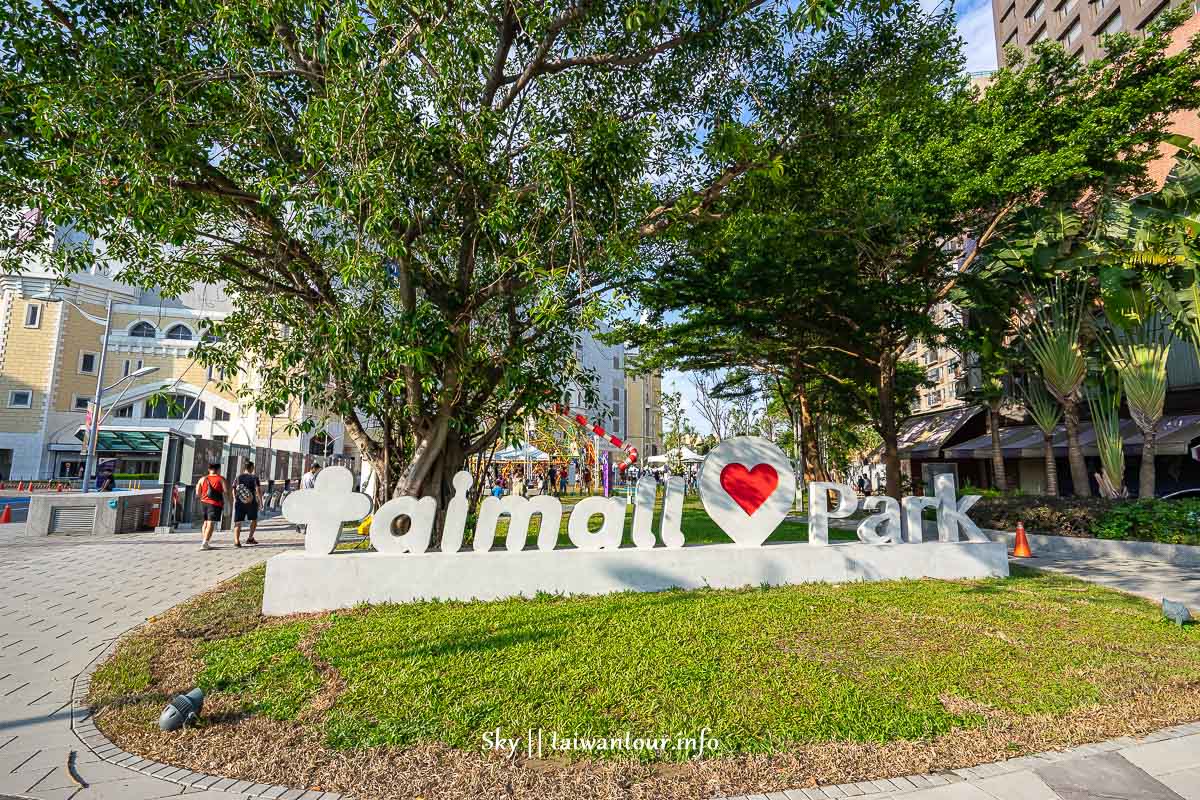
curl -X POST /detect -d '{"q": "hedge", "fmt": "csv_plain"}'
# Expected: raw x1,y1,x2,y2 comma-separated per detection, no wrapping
970,495,1200,546
970,495,1115,538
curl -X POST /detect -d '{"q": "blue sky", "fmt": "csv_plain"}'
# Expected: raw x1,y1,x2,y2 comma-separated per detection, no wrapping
661,0,998,433
954,0,1001,72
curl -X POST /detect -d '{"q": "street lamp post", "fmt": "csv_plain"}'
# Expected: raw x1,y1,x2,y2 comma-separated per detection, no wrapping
35,289,158,492
82,296,114,492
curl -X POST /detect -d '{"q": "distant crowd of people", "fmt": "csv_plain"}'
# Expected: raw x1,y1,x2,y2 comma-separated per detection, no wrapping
485,462,701,498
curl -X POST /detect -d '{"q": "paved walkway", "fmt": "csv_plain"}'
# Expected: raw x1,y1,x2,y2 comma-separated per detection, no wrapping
0,517,305,800
1018,553,1200,609
0,519,1196,800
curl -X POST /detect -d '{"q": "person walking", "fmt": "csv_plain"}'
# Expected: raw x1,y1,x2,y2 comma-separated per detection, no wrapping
548,466,558,497
302,462,321,490
558,468,567,496
513,472,525,498
196,462,229,550
233,461,263,546
581,466,592,496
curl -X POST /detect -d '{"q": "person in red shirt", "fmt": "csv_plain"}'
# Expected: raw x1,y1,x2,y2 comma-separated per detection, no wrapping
196,462,229,550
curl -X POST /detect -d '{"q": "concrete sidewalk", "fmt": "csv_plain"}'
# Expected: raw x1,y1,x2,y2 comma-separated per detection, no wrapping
0,518,306,800
1016,552,1200,610
723,725,1200,800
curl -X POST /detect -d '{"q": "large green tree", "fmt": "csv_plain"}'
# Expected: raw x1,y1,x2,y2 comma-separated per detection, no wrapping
631,2,1200,497
1,0,807,509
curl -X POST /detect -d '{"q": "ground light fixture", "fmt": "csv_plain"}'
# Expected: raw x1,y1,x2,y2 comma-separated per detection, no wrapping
158,688,204,731
1163,598,1192,627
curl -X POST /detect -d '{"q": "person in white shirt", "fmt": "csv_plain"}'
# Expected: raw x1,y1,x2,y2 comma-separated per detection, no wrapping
302,463,321,490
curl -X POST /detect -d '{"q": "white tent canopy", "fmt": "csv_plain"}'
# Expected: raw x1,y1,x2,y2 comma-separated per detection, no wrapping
644,446,704,465
493,442,550,462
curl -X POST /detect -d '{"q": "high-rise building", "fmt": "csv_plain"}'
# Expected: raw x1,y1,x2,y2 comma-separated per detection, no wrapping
624,369,663,459
993,0,1190,66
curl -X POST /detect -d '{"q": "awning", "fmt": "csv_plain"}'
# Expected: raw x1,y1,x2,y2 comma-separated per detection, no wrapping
73,427,167,454
892,405,983,459
943,414,1200,459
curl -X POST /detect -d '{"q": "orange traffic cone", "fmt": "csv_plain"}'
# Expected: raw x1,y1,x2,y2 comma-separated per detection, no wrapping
1013,521,1034,558
15,481,22,492
0,505,11,523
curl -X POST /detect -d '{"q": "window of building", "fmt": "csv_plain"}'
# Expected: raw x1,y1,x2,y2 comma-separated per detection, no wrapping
114,404,134,418
612,356,619,369
1093,0,1113,15
1028,0,1045,22
923,349,939,365
24,304,41,328
1101,9,1123,34
928,390,944,407
1062,18,1082,45
129,321,156,338
71,394,91,412
7,390,32,408
213,407,231,421
1000,1,1016,23
165,324,193,341
1059,0,1078,15
612,387,620,401
144,393,204,420
927,367,942,382
1004,30,1018,47
1138,1,1168,32
122,358,144,377
78,351,98,375
1031,23,1049,42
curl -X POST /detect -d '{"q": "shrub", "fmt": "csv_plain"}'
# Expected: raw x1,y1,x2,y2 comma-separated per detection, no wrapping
969,495,1115,538
1093,499,1200,546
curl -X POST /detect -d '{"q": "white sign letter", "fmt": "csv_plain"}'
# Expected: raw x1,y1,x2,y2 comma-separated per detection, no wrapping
808,482,858,546
631,476,658,549
934,474,985,542
568,496,625,550
661,477,686,548
475,495,563,552
370,496,436,554
857,495,902,544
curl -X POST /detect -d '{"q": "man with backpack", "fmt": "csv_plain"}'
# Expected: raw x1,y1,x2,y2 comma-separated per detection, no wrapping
196,462,230,550
233,461,263,546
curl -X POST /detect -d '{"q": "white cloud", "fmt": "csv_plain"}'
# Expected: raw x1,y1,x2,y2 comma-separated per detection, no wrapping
955,0,999,72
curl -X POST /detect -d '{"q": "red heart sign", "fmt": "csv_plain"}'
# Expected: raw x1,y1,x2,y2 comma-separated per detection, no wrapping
719,463,779,517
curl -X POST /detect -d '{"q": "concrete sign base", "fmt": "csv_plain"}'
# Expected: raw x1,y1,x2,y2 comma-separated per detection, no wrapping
262,540,1010,615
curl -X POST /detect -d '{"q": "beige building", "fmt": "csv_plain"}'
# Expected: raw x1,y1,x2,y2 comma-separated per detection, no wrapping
624,369,664,458
902,303,969,414
0,265,346,482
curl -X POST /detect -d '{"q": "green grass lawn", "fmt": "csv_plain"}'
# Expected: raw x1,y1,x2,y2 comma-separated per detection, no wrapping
92,557,1200,772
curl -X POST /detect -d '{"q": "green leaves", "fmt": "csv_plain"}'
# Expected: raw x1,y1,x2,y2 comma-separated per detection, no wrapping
1023,281,1088,404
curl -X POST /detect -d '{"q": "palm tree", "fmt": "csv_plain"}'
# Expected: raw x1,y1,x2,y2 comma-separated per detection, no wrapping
1020,376,1062,497
1087,373,1126,499
1102,315,1169,499
1024,281,1092,497
980,375,1008,493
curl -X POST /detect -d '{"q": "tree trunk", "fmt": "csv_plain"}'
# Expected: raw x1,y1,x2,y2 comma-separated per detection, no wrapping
988,400,1007,493
1139,424,1156,499
878,351,902,499
1062,398,1091,497
1042,431,1059,497
796,385,826,484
